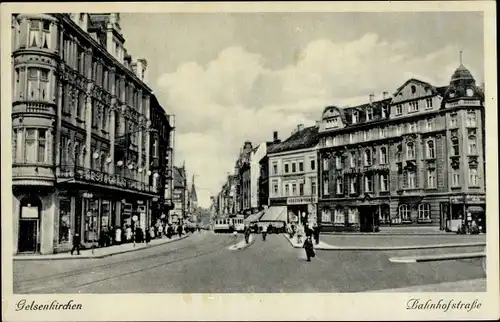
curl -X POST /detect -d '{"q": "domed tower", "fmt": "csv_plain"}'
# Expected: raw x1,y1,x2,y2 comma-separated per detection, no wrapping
442,52,484,105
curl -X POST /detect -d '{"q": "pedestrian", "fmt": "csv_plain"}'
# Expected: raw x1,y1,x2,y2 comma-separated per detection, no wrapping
291,223,296,238
115,226,122,245
296,224,304,244
149,226,156,240
70,232,81,255
303,236,315,262
158,224,163,238
125,225,133,242
244,225,251,244
312,222,320,245
305,222,313,238
262,224,268,241
109,226,115,246
145,227,151,244
167,225,173,239
177,224,183,238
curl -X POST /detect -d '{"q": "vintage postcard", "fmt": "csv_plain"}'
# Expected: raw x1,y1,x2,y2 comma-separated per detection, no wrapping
1,1,498,321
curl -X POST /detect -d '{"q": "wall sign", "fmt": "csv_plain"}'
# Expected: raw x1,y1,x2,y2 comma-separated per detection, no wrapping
287,196,318,205
21,206,39,219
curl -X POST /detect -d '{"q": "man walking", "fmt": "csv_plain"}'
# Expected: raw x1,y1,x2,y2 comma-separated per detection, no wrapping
70,232,81,255
244,225,251,244
261,224,268,241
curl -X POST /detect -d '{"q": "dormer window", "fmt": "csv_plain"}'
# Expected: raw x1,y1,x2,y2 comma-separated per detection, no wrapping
381,106,388,118
425,98,433,109
396,104,403,115
366,108,373,121
466,88,474,97
352,111,359,124
409,101,419,112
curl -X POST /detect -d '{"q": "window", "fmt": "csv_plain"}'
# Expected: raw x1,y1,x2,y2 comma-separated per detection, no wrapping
363,130,370,141
396,124,403,136
349,133,355,143
366,108,373,121
381,106,388,118
323,178,329,195
311,178,317,196
380,174,388,191
298,161,304,172
398,204,411,221
466,111,477,127
323,157,329,171
12,129,18,162
272,181,278,195
407,171,416,188
425,98,433,109
272,162,278,175
310,159,315,171
364,175,373,192
321,209,332,223
469,167,478,186
426,140,435,159
409,122,418,133
152,139,158,158
29,20,51,49
292,163,296,173
427,169,436,188
24,128,48,163
468,135,477,155
348,208,358,223
335,156,342,169
59,197,72,243
364,149,372,166
409,101,419,112
284,163,289,174
27,68,50,101
396,104,403,115
325,137,333,147
426,118,434,131
379,127,386,138
352,111,359,124
451,137,460,156
452,169,460,186
379,147,388,164
336,178,343,194
284,184,290,196
406,142,415,160
350,152,356,168
299,183,304,196
418,204,431,221
334,209,345,224
291,183,297,196
350,177,357,194
450,113,458,128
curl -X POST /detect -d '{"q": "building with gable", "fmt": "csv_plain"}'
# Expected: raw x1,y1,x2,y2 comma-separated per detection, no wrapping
317,62,485,232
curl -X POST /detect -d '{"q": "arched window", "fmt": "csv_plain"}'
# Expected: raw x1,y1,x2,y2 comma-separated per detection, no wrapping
418,203,431,221
379,147,388,164
451,137,460,156
406,142,415,160
364,149,372,166
426,140,435,159
398,204,410,222
468,135,477,155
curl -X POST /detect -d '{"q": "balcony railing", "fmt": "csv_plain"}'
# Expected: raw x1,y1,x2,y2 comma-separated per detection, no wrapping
57,165,158,194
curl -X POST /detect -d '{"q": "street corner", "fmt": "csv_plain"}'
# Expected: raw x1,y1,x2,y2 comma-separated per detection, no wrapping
228,235,255,251
283,234,337,250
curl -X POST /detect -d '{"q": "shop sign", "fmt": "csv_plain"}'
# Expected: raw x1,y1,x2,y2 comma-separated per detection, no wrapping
450,196,464,204
465,195,485,204
287,196,318,205
74,168,155,193
21,206,39,219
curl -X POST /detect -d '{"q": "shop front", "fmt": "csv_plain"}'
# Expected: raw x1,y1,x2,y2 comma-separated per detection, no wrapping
448,194,486,233
285,195,317,226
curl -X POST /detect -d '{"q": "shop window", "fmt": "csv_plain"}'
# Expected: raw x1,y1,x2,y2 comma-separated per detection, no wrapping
469,167,478,186
334,209,345,224
406,142,415,160
468,135,477,155
379,147,388,164
398,204,411,222
427,169,436,188
101,200,111,233
426,140,435,159
418,203,431,221
59,197,71,244
380,173,388,191
27,68,50,101
321,209,332,223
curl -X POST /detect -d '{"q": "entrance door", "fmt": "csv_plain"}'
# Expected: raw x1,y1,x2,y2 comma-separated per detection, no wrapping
359,206,375,232
18,220,38,253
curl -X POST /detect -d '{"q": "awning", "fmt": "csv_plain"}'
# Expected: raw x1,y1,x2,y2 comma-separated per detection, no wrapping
467,206,485,213
243,210,264,224
259,206,287,222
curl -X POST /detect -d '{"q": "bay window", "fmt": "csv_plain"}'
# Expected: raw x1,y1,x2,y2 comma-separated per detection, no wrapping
12,129,18,162
22,128,49,163
27,68,50,101
29,20,51,49
348,208,358,223
321,209,332,223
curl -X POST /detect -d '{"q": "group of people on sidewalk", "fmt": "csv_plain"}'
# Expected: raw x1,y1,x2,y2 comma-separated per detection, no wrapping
70,222,201,256
243,223,275,244
286,222,321,245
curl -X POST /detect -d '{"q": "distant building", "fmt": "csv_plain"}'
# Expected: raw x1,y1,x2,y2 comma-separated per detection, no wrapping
264,125,319,225
317,63,485,232
171,166,187,224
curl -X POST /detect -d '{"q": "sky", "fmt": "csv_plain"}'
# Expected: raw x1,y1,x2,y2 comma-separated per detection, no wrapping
120,12,484,208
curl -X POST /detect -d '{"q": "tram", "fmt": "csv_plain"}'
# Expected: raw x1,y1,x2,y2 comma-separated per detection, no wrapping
232,216,245,232
213,218,233,233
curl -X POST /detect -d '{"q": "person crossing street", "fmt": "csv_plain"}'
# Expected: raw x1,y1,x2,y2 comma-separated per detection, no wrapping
261,224,268,241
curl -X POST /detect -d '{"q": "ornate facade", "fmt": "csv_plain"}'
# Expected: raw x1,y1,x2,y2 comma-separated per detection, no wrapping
317,64,485,232
12,13,171,254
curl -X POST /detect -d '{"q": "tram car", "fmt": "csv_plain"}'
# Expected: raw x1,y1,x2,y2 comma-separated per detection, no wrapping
231,216,245,233
213,218,233,233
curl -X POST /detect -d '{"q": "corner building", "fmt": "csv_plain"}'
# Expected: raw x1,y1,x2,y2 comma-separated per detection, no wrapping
12,13,165,254
317,64,485,233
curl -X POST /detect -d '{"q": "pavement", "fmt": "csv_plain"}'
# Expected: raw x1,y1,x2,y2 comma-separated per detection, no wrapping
389,252,486,263
13,231,486,294
13,233,191,260
284,234,486,251
366,278,486,292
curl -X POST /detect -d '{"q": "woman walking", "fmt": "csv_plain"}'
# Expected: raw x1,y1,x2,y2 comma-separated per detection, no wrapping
303,236,315,262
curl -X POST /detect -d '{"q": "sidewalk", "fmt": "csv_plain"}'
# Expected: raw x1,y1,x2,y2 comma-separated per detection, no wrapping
283,234,486,251
322,226,464,236
366,278,487,292
13,234,191,261
389,252,486,263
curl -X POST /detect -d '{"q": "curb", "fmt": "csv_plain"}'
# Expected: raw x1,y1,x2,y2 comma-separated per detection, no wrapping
13,234,191,261
389,252,486,263
283,235,485,251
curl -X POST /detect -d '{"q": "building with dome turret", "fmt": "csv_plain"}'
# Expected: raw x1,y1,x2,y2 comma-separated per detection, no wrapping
317,61,485,233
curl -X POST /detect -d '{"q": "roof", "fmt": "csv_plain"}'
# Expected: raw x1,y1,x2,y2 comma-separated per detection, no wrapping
173,166,186,188
347,97,392,111
393,78,435,96
190,180,198,202
267,126,319,154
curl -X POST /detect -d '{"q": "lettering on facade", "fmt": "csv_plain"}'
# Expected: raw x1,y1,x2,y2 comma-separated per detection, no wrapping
450,196,464,204
465,195,485,204
287,196,318,205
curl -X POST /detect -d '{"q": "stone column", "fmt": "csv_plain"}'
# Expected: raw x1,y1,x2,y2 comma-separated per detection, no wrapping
12,194,20,255
40,193,56,255
55,77,63,174
85,82,93,168
109,68,116,175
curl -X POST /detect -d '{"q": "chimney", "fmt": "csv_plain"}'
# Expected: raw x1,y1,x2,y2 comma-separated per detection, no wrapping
315,120,321,126
124,53,132,68
369,93,375,103
297,124,304,131
137,58,148,83
382,91,389,100
273,131,278,141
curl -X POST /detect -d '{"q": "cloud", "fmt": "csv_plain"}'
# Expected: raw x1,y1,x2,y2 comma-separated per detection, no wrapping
156,33,480,208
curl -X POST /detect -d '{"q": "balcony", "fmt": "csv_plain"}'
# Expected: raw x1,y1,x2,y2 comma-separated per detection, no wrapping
12,101,56,116
57,165,158,194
